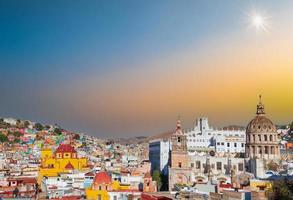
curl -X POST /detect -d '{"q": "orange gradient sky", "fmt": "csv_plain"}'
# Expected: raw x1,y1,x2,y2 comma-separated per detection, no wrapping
1,1,293,137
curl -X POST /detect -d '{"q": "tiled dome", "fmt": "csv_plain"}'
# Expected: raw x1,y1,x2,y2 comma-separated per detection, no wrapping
246,115,276,134
93,171,112,185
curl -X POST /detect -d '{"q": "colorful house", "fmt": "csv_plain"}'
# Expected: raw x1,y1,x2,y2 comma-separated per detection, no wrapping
86,171,139,200
38,144,88,184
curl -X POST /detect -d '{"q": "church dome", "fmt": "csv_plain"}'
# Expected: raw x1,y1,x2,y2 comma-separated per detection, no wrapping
246,115,276,134
246,95,277,134
93,171,112,185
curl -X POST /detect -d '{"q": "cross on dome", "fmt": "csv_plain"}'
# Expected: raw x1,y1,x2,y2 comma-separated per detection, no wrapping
256,95,265,115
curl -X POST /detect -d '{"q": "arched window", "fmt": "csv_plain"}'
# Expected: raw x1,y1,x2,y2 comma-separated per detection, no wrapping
270,135,273,141
265,146,268,154
258,146,262,154
264,135,267,141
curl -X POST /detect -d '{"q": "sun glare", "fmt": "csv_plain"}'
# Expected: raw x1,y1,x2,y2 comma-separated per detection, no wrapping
248,10,271,33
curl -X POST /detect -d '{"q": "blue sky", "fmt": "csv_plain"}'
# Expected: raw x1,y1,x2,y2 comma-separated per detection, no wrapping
0,1,292,138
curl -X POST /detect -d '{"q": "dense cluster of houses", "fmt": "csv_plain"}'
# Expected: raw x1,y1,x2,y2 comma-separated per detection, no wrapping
0,118,159,200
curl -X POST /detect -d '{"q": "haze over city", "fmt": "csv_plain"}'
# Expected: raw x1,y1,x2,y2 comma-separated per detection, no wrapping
1,0,293,138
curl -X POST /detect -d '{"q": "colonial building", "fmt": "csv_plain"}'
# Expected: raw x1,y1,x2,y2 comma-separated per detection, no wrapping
185,117,245,153
169,120,246,191
38,144,88,184
246,96,281,178
143,172,157,193
85,171,141,200
170,120,189,169
246,96,280,159
169,120,192,190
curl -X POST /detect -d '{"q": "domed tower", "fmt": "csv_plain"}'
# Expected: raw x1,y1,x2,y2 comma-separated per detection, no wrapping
245,96,280,160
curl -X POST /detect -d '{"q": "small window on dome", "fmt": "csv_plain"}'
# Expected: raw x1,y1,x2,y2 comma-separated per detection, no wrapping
258,126,261,129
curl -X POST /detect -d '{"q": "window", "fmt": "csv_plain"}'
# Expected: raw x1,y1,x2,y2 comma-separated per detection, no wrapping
191,163,194,168
221,142,224,145
217,142,220,145
216,162,222,170
265,146,268,154
258,146,262,154
264,135,267,141
177,137,181,143
99,186,102,190
178,162,182,168
227,143,230,147
238,163,244,171
98,195,102,200
196,161,201,169
114,196,117,200
258,135,261,141
234,143,237,147
270,135,273,141
241,143,244,147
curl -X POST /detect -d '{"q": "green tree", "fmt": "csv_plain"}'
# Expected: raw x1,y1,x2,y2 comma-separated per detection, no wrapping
14,138,21,144
13,131,22,138
54,128,62,135
152,170,162,191
35,123,44,131
290,121,293,131
0,133,8,143
271,178,293,200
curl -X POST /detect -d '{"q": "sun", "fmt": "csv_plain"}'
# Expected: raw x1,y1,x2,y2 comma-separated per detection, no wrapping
253,15,264,28
247,10,271,33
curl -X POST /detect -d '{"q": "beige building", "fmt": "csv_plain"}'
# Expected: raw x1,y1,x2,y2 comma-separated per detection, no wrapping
245,95,280,160
169,120,246,191
246,96,281,178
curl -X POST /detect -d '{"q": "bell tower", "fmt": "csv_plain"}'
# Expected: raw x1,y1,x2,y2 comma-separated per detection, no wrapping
171,120,189,168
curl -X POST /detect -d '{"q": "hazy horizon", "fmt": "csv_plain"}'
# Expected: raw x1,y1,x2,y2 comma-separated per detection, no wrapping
1,0,292,138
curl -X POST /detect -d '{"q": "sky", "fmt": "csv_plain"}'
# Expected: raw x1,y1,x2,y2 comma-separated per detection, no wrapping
0,0,292,138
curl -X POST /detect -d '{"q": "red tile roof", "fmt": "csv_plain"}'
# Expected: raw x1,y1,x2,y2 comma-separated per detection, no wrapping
94,171,112,185
55,144,76,154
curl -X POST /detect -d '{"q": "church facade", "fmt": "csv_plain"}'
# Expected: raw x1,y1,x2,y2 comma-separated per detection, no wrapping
245,96,281,178
168,96,281,191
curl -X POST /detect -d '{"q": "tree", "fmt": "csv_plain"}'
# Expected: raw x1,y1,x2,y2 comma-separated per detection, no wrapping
35,123,44,131
54,128,62,135
152,170,162,191
290,121,293,132
0,133,8,143
271,178,293,200
13,138,21,144
13,131,22,138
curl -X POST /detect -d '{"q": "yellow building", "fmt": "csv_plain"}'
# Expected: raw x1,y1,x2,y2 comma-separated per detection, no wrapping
250,179,273,191
86,171,132,200
38,144,88,184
